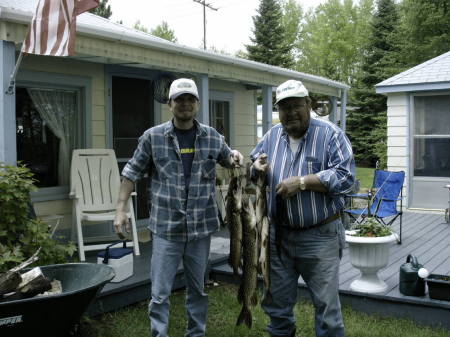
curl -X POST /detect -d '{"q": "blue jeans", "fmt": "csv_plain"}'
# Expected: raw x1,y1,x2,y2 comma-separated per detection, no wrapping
262,219,345,337
148,234,211,337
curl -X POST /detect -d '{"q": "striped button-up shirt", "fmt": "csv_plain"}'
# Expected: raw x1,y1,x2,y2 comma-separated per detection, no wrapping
250,118,355,228
122,119,233,241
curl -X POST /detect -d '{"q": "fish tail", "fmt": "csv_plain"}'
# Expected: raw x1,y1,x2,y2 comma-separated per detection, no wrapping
236,306,252,328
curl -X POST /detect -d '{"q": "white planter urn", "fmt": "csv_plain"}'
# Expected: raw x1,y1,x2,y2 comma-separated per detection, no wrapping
345,232,397,294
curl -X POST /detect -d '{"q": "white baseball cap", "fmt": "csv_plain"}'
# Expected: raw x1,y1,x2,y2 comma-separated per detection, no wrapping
168,78,199,101
275,80,309,104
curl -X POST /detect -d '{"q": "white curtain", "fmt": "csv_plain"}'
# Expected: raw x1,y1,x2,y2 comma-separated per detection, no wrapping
27,88,78,186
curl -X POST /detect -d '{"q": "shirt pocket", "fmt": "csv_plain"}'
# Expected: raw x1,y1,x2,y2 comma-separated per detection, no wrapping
154,156,171,180
201,158,216,180
305,156,322,174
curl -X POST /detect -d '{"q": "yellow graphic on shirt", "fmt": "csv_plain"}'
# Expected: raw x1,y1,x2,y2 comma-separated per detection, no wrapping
180,148,195,154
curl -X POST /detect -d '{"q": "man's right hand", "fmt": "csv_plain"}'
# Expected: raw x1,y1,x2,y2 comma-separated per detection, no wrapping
253,153,269,173
114,211,130,240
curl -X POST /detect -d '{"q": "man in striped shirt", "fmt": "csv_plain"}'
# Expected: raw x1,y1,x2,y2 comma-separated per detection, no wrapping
251,80,355,337
114,78,243,337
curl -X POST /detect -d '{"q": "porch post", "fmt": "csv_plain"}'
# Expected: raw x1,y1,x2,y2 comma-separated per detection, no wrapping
0,41,16,165
329,96,337,124
340,89,348,131
197,74,209,125
262,85,272,134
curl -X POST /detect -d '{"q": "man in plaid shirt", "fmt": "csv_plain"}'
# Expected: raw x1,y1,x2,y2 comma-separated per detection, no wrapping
114,78,243,337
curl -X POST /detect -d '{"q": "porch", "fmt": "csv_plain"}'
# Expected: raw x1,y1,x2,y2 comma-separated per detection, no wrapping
87,211,450,330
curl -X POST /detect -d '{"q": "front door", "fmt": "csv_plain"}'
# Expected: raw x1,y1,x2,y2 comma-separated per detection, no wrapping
112,76,154,220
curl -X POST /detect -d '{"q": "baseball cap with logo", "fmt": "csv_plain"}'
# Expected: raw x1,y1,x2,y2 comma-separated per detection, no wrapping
275,80,309,104
168,78,199,101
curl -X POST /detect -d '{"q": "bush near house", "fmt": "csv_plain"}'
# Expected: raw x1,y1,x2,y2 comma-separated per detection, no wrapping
0,162,76,273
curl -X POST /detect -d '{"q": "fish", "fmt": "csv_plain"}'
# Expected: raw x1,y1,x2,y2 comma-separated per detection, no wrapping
259,215,270,290
226,170,244,276
236,194,259,328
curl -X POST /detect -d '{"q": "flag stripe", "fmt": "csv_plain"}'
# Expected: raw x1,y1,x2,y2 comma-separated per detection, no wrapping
22,0,99,57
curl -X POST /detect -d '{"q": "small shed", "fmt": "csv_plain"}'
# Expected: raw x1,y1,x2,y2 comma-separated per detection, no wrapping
376,51,450,210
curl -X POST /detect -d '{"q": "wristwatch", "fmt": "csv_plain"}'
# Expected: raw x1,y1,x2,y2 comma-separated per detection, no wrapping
299,176,306,191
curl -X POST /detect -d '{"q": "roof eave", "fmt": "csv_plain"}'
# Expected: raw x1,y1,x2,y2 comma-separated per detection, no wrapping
0,6,349,91
376,81,450,94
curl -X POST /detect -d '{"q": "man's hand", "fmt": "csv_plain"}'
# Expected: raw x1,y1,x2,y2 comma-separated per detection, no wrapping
276,176,301,198
230,149,244,167
253,153,269,173
113,211,130,240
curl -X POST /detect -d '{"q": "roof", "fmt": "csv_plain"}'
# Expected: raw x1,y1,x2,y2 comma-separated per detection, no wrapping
376,51,450,93
0,0,349,94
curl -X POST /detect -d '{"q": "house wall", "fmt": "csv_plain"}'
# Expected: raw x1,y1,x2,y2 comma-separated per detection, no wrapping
386,93,409,207
19,56,105,229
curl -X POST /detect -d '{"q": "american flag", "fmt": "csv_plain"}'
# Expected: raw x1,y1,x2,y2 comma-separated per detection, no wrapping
22,0,99,56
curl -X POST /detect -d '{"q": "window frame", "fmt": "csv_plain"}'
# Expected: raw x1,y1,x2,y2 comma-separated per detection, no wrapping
16,70,92,202
209,90,234,146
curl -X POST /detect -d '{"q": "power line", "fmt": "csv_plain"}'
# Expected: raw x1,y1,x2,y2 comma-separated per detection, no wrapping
193,0,218,50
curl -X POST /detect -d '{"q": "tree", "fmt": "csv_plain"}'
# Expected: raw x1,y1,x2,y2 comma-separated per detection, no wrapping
347,0,399,167
280,0,303,61
246,0,294,68
90,0,112,19
394,0,450,69
296,0,373,86
133,20,149,34
151,21,178,43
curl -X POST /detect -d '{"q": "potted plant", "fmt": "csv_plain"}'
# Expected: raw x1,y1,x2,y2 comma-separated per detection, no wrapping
345,217,397,293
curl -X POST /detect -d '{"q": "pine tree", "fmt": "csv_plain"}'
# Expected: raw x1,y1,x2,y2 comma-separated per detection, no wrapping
246,0,293,68
90,0,112,19
395,0,450,69
347,0,399,167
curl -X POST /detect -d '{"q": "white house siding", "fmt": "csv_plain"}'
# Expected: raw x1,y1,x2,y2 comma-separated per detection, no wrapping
386,93,409,207
20,56,105,228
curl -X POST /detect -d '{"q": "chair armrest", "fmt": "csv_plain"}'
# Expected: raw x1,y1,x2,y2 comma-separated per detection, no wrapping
69,191,78,199
346,193,369,198
381,197,402,202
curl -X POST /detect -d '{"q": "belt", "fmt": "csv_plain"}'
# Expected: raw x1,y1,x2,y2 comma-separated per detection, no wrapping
280,213,340,231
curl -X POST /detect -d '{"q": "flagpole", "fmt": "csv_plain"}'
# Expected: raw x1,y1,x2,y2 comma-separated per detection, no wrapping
5,49,24,96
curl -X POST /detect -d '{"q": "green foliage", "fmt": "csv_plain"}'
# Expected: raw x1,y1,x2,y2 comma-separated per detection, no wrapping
133,20,149,33
150,21,178,43
352,217,393,237
89,0,112,19
0,163,76,273
347,0,398,166
246,0,294,68
280,0,303,61
395,0,450,69
296,0,374,85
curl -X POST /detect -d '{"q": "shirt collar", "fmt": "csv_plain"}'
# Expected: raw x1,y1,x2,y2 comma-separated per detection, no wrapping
164,118,207,137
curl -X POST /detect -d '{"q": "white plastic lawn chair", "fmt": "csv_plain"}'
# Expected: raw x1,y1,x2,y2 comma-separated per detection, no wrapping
70,149,140,261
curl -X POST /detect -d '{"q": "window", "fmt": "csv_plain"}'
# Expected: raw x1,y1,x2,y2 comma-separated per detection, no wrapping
16,87,80,188
209,100,230,144
413,95,450,177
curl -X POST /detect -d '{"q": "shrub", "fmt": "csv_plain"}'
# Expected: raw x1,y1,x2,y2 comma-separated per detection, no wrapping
0,162,76,273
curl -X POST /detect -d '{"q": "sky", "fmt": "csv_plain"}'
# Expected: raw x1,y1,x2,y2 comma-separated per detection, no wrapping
108,0,327,54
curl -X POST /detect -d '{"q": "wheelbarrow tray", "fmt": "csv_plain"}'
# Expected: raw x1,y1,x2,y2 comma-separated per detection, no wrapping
0,263,115,336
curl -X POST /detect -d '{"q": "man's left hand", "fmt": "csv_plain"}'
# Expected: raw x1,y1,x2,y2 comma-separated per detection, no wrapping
230,150,244,167
276,176,302,198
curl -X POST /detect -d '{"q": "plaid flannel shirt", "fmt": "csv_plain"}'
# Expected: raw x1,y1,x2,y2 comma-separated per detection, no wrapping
122,119,233,242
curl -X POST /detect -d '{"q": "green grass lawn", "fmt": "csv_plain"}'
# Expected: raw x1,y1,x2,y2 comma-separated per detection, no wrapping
356,166,375,191
79,283,448,337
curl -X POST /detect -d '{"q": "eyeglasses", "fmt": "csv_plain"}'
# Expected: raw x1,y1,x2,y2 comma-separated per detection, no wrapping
276,102,308,111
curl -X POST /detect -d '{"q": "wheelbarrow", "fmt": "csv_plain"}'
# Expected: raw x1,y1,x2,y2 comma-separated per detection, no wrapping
0,263,115,337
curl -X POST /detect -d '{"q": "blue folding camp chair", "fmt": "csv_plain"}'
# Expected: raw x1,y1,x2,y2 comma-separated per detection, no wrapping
344,169,405,244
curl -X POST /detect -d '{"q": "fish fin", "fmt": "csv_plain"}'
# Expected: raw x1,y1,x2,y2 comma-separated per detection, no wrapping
236,306,252,328
237,284,244,304
251,291,258,306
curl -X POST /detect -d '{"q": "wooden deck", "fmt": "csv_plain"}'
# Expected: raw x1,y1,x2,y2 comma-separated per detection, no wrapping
87,211,450,330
